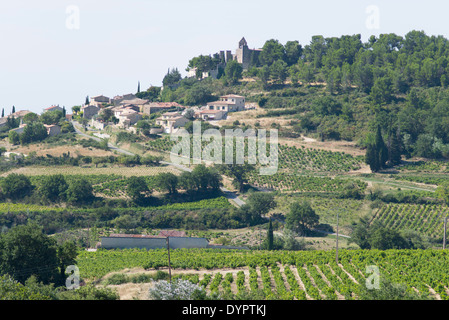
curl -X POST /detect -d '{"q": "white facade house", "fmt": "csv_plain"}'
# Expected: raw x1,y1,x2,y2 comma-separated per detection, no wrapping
206,94,245,113
199,109,226,121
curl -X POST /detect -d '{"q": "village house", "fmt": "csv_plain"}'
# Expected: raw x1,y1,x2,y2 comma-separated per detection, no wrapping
112,93,137,106
115,108,142,128
89,95,111,107
119,98,149,112
10,124,26,134
43,105,63,113
198,109,226,121
81,104,100,119
142,102,185,115
155,111,189,133
206,94,245,113
10,110,32,119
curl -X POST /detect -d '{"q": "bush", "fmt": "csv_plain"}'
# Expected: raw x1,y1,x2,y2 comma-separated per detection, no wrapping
148,279,208,300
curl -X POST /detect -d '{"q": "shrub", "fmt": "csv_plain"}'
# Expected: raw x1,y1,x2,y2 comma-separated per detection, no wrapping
148,279,207,300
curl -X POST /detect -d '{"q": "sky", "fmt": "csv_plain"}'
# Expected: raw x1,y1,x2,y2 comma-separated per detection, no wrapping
0,0,448,114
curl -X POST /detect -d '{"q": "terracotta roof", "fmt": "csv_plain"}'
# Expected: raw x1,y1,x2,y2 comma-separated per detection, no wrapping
45,105,60,110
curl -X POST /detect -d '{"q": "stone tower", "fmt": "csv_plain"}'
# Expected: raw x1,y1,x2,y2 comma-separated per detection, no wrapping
235,37,251,70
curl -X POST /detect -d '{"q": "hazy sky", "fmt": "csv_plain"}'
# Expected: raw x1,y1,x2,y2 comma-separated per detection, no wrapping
0,0,448,114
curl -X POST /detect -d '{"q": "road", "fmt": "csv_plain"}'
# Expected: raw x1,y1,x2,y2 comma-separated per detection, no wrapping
71,121,246,206
72,121,134,156
71,122,349,235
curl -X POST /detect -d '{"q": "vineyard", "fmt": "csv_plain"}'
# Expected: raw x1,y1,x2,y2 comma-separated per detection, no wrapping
247,172,367,193
78,248,449,300
145,136,364,173
371,203,449,239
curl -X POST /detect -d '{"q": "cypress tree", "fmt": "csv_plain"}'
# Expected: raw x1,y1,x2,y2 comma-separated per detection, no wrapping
375,125,388,168
365,125,388,172
267,218,274,250
388,127,402,165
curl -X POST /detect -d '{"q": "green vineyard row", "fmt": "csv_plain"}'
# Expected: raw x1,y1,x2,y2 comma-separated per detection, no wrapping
77,248,449,300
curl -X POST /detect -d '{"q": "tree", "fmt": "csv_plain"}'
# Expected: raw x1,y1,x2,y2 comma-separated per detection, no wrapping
40,110,64,125
1,173,33,200
72,105,81,114
37,174,68,202
223,60,243,85
238,192,276,225
349,217,371,249
66,178,94,205
258,65,271,89
388,127,402,165
0,275,52,300
270,59,288,84
259,39,285,66
56,241,77,285
216,163,254,192
0,224,59,284
156,172,179,194
162,68,182,87
350,219,410,250
284,40,302,66
22,112,39,124
267,218,274,250
368,226,409,250
188,164,222,193
285,200,320,236
1,108,4,117
127,176,150,202
8,130,20,145
365,125,388,172
20,122,48,144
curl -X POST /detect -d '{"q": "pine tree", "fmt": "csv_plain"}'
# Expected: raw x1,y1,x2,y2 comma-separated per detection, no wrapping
137,81,140,93
1,108,4,118
11,105,15,114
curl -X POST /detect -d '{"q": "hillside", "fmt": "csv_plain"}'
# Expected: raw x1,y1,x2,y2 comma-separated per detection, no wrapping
2,30,449,301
